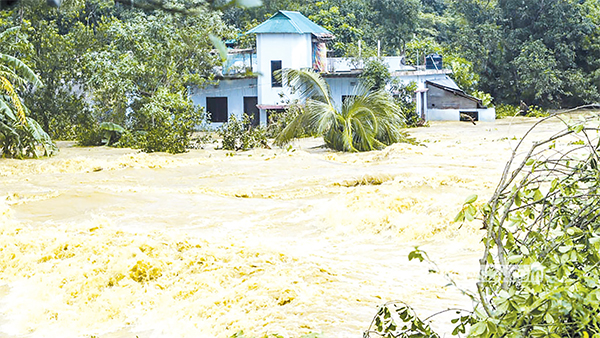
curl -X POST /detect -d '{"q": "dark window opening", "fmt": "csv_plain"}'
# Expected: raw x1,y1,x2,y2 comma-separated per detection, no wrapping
206,97,228,122
244,96,260,126
460,111,479,122
271,60,282,87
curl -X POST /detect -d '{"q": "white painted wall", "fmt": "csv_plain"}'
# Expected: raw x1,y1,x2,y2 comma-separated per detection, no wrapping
256,33,313,113
189,78,258,128
427,108,496,122
324,77,359,108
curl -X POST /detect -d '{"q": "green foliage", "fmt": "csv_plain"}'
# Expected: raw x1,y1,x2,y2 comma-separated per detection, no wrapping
495,104,549,119
360,59,391,90
0,27,55,158
447,0,600,107
364,302,441,338
1,0,230,152
219,114,268,151
471,91,493,108
266,105,311,139
117,89,206,154
472,113,600,337
75,121,105,147
445,55,479,95
99,122,125,145
275,69,413,152
404,36,442,67
453,194,478,223
495,104,520,119
368,0,421,55
390,81,421,128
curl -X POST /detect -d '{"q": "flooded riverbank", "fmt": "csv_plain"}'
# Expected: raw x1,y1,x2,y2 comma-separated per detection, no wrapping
0,117,569,338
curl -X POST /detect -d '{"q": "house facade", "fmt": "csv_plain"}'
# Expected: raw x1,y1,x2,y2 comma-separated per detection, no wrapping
190,11,495,126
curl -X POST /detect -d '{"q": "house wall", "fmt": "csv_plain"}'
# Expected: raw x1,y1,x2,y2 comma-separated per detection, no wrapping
189,78,257,127
325,77,360,108
427,86,479,109
256,33,313,111
427,108,496,122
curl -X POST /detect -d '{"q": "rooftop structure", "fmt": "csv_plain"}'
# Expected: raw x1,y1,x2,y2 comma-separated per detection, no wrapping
246,11,333,39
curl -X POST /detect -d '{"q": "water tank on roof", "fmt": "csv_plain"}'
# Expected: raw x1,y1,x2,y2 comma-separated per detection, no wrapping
425,53,443,70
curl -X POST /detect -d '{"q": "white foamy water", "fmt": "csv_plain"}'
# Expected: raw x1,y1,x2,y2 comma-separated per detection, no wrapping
0,117,573,338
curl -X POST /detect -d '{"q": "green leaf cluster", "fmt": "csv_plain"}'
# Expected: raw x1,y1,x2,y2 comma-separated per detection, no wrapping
364,302,441,338
218,114,268,151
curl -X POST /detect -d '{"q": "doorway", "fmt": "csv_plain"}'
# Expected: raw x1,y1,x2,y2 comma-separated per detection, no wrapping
244,96,259,126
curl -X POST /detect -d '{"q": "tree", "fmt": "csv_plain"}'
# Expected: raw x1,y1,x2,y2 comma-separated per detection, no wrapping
0,26,55,158
369,0,421,55
446,0,600,107
360,59,391,90
275,69,410,152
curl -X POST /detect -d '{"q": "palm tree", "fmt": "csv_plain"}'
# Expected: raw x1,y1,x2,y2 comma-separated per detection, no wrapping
0,27,55,158
274,68,411,152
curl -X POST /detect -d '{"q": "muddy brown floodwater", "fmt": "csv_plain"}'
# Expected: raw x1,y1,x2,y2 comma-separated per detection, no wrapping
0,117,575,338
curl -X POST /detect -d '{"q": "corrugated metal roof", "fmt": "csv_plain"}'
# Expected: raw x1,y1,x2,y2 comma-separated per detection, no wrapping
426,77,486,108
246,11,332,36
427,76,462,91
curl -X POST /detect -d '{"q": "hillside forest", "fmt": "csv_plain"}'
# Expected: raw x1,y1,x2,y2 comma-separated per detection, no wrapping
0,0,599,156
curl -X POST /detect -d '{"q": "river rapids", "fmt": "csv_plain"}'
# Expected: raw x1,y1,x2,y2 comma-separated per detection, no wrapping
0,117,572,338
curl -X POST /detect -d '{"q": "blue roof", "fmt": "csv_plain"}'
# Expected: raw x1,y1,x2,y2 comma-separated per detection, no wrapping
246,11,333,36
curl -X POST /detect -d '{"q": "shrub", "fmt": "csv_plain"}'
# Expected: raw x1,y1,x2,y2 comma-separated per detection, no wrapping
472,112,600,337
496,103,549,119
219,114,268,151
495,104,520,119
116,89,206,154
266,106,311,139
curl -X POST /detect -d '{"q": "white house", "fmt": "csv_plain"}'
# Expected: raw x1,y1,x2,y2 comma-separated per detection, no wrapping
190,10,495,126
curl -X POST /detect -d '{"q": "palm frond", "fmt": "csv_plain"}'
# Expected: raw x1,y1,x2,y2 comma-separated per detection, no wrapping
0,26,20,43
284,68,334,107
0,97,17,122
0,76,26,125
26,117,57,157
0,66,27,87
0,53,42,88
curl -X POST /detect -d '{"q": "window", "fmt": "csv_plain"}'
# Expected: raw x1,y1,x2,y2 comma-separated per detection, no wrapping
271,60,282,87
206,97,228,122
342,95,356,104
